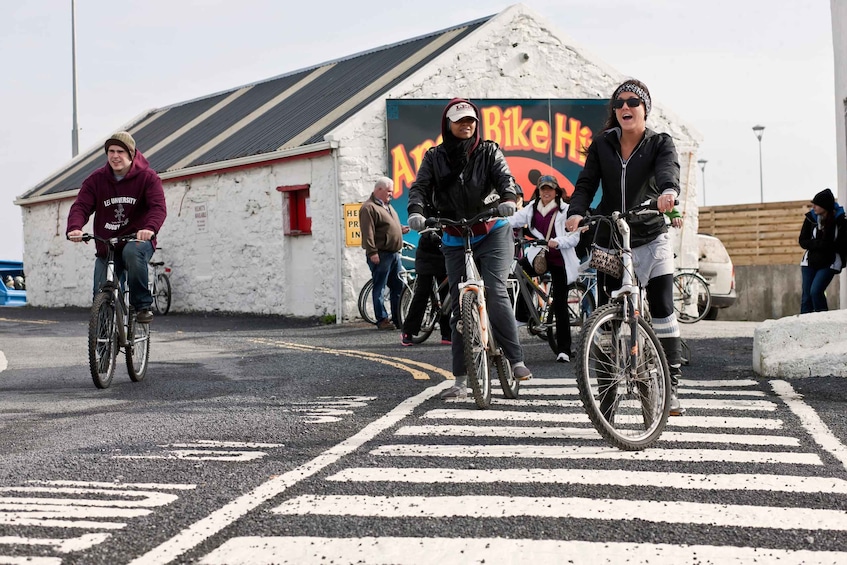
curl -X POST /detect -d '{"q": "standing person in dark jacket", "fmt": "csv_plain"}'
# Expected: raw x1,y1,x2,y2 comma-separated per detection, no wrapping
564,79,686,415
67,131,167,324
407,98,532,399
799,188,847,313
400,225,451,346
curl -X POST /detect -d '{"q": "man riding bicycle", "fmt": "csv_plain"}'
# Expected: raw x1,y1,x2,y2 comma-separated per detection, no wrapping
67,131,167,324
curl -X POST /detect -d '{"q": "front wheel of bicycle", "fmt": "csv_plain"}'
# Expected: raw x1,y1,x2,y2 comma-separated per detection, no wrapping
126,311,150,382
462,291,491,409
673,272,711,324
576,303,670,450
88,291,118,389
152,273,171,315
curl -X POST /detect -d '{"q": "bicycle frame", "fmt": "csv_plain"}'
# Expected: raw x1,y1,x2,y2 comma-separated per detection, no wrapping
458,238,492,351
100,243,134,349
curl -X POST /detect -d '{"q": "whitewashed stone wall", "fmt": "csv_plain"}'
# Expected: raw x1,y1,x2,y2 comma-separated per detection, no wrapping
23,155,339,317
331,4,702,320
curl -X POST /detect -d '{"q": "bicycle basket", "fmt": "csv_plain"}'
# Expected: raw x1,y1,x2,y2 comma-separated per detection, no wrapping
589,245,623,278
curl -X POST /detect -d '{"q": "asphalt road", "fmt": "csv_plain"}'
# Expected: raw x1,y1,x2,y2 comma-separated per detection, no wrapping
0,307,845,564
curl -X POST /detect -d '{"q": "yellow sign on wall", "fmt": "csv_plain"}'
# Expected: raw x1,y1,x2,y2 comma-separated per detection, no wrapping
344,203,362,247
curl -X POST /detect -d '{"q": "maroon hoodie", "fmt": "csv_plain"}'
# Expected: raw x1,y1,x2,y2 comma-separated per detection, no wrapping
67,150,167,258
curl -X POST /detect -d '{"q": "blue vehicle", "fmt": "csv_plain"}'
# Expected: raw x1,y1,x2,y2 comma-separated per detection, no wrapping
0,261,26,306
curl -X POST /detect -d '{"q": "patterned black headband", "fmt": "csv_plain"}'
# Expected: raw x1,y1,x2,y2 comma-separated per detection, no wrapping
614,83,651,116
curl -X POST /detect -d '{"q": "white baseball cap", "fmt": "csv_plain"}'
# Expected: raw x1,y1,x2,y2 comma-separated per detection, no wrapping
446,101,477,122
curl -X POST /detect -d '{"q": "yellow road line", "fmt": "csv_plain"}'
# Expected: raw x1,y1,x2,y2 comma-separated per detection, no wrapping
0,317,57,325
250,339,452,381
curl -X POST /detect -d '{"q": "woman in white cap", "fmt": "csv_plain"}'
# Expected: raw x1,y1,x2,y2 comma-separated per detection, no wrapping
407,98,531,399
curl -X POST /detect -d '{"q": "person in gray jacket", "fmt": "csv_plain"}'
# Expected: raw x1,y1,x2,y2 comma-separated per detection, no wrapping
408,98,531,399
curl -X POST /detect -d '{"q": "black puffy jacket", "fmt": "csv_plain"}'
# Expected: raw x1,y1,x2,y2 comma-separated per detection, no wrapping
407,141,516,221
799,205,847,270
567,127,680,248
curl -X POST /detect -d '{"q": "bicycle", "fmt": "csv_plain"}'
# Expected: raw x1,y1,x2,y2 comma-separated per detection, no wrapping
672,267,711,324
428,209,520,407
507,238,557,355
567,265,597,328
148,249,172,315
72,233,151,389
399,272,451,344
357,241,415,324
574,201,671,450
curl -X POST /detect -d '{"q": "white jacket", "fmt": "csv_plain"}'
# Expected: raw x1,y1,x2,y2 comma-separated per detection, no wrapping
509,199,582,282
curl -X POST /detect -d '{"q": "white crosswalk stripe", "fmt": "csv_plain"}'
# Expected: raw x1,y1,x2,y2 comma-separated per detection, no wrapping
198,376,847,563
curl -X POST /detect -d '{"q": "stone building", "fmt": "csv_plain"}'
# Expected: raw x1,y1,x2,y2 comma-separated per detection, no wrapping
15,4,700,320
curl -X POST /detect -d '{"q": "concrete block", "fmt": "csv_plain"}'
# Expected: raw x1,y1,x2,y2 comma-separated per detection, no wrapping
753,310,847,378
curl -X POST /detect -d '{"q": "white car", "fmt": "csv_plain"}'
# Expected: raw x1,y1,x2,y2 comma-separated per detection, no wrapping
697,233,737,318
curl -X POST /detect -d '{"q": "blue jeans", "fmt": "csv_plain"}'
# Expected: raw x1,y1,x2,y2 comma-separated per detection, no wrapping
94,240,155,310
801,266,837,313
443,225,523,376
367,251,404,326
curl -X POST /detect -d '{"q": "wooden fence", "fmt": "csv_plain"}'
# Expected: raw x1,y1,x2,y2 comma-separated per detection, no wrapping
698,200,811,266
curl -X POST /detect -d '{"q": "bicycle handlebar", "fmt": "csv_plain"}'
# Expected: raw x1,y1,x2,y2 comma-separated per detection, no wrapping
577,199,679,227
68,233,144,245
426,207,501,229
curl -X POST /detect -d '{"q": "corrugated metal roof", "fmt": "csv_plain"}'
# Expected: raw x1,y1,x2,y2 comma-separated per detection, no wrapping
20,16,490,202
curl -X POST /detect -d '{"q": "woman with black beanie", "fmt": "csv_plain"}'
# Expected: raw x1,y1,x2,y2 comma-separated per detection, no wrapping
799,188,847,313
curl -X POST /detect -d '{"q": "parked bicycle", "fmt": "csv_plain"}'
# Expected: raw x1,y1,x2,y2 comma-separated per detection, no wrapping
429,209,520,408
72,233,151,389
672,267,711,324
148,249,172,315
567,266,597,328
357,241,415,325
574,201,671,450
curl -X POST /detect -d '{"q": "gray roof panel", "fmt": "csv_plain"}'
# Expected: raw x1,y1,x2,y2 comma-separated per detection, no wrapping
19,16,491,201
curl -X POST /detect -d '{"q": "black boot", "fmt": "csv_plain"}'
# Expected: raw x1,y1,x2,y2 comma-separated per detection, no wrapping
660,337,685,416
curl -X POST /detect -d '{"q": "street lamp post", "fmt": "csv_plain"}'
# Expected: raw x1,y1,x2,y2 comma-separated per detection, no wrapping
697,159,707,206
752,125,765,204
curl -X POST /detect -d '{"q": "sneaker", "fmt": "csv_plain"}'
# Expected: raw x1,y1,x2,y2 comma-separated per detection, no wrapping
377,318,395,331
135,309,153,324
556,352,570,363
512,362,532,381
440,338,452,345
439,385,467,400
669,385,686,416
400,333,414,346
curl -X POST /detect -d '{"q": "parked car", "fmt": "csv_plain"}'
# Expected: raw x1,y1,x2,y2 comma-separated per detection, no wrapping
697,234,736,319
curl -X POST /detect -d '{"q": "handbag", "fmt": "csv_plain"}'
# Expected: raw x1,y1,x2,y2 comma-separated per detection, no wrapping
531,211,557,275
589,244,624,278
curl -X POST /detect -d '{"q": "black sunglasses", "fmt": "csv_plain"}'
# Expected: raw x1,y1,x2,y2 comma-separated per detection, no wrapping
612,98,643,109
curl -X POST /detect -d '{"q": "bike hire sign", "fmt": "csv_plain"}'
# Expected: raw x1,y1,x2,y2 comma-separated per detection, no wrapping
387,98,608,245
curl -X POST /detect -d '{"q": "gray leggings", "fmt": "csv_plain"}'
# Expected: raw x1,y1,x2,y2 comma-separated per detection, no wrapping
442,225,524,376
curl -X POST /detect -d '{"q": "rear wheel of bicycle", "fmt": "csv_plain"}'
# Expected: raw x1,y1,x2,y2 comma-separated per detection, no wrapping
495,350,520,399
462,292,491,409
152,273,171,315
402,282,439,344
358,279,403,325
576,303,670,450
88,292,118,389
673,272,711,324
568,282,595,327
126,311,150,382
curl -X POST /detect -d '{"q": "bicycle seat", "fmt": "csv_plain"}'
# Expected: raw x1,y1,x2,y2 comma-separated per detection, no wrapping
149,261,165,267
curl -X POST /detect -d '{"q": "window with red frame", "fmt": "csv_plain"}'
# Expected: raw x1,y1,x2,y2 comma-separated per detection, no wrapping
277,184,311,235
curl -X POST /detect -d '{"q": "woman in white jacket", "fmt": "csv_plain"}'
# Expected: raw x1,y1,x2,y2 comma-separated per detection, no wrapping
509,175,583,362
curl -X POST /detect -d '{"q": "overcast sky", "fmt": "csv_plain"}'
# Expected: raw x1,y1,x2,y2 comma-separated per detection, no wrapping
0,0,837,261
